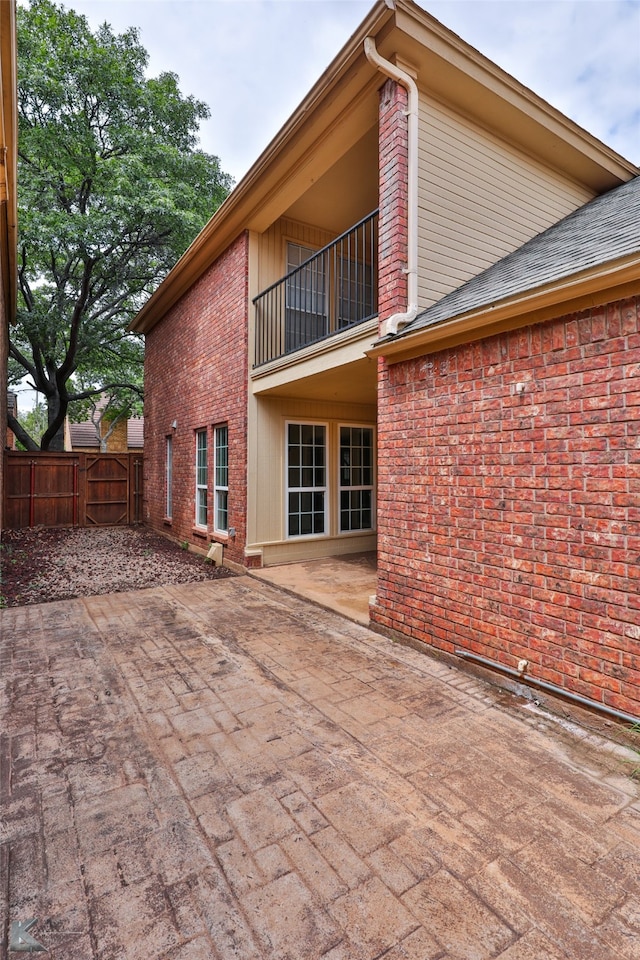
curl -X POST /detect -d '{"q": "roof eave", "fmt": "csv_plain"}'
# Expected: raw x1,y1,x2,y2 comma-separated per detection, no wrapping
368,256,640,363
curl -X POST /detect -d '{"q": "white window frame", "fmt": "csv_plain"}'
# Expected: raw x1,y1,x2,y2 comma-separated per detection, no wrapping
195,428,208,529
285,421,328,539
214,423,229,534
338,424,375,533
165,434,173,520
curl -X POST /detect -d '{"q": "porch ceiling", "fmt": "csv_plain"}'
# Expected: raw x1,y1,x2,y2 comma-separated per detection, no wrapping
283,126,379,235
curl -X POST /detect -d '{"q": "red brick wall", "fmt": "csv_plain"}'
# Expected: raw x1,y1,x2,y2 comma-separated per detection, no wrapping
378,77,408,326
143,233,249,566
372,296,640,717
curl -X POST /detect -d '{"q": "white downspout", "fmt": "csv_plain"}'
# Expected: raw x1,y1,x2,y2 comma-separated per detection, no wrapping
364,36,419,336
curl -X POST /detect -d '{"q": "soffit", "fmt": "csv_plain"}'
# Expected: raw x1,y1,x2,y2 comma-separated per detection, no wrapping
283,126,379,235
252,355,378,406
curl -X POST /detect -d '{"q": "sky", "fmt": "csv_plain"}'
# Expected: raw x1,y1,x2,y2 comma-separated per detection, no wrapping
69,0,640,184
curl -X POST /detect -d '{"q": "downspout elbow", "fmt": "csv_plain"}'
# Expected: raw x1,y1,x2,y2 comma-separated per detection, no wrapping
364,37,419,338
383,304,419,336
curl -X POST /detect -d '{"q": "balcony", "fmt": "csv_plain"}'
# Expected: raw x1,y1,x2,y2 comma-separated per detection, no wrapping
254,210,378,367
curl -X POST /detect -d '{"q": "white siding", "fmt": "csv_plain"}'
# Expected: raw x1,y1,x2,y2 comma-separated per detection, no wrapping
417,93,596,307
250,396,376,554
257,218,335,294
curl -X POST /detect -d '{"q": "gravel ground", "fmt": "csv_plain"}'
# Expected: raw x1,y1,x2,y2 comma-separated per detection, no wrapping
0,525,234,607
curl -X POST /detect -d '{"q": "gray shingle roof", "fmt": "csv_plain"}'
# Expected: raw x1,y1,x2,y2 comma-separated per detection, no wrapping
399,175,640,337
69,422,100,447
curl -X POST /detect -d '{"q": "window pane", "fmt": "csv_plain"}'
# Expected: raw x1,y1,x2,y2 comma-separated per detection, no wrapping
287,423,326,538
215,490,228,532
288,445,300,467
195,430,208,527
214,424,228,533
339,426,374,533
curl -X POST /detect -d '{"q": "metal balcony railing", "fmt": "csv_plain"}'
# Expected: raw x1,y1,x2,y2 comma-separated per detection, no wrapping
253,210,378,367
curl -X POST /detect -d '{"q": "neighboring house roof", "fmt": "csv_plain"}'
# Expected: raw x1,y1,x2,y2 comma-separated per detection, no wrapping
69,417,144,449
69,422,99,448
397,175,640,339
127,418,144,448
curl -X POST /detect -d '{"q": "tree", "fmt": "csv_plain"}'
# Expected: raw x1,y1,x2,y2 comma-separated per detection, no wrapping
9,0,233,450
15,402,48,450
71,387,142,452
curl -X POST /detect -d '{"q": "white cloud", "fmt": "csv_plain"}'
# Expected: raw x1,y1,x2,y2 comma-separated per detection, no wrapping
427,0,640,162
69,0,640,180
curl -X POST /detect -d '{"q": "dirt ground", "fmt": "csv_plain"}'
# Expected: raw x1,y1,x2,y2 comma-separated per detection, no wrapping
0,525,233,606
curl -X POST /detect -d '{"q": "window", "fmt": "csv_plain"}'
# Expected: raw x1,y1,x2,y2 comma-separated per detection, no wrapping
287,423,327,537
285,242,327,351
339,426,374,532
195,429,208,528
165,435,173,520
214,424,229,533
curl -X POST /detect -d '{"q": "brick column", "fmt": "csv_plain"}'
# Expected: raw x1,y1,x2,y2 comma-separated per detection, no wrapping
378,77,409,330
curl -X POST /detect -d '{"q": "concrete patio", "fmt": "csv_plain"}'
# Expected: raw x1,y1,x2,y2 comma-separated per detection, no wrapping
252,552,377,625
1,574,639,959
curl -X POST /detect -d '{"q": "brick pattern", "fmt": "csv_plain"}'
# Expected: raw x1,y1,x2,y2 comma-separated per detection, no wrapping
2,578,638,959
143,233,249,565
378,77,409,326
372,296,640,716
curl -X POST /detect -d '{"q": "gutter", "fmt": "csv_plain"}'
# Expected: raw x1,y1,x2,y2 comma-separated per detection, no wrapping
367,254,640,362
364,36,419,336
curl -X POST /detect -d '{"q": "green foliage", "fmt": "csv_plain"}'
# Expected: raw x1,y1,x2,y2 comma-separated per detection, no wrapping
10,0,233,451
71,388,139,451
15,402,49,450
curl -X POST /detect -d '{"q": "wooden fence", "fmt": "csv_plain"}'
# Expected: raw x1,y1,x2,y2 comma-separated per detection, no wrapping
3,451,143,529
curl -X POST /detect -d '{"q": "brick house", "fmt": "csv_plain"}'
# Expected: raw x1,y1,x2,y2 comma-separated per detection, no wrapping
133,0,640,714
6,391,17,449
68,416,144,453
369,178,640,718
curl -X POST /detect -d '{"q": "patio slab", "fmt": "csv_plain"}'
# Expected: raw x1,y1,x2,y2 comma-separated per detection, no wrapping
1,575,639,959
